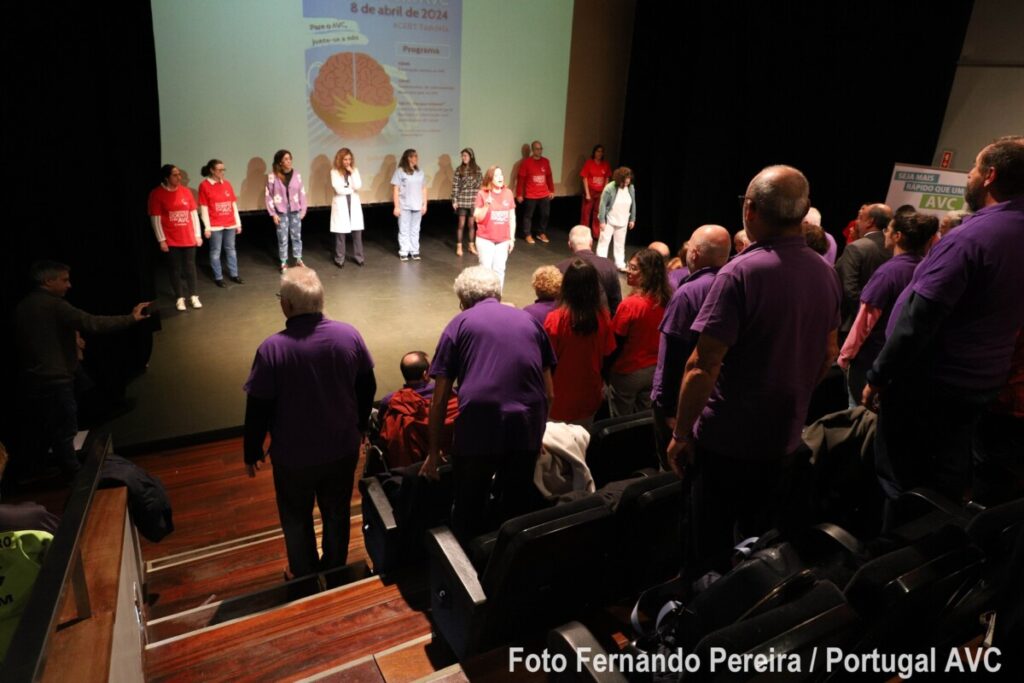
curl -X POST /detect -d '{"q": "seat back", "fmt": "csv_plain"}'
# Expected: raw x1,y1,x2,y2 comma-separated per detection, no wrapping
586,411,658,487
479,495,614,644
610,472,683,593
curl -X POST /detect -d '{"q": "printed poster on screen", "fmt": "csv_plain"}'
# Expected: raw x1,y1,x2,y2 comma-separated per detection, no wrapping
884,163,968,218
303,0,461,190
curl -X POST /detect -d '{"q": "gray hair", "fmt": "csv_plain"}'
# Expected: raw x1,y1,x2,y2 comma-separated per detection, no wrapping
569,225,593,251
280,266,324,315
804,206,822,226
30,259,70,285
939,209,970,235
748,165,810,230
454,266,502,307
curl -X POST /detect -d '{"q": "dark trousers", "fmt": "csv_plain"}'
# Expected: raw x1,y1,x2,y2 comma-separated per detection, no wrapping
334,231,364,265
874,376,992,525
520,197,550,238
972,411,1024,506
451,450,543,542
272,457,357,578
22,382,79,480
167,246,197,298
684,444,811,579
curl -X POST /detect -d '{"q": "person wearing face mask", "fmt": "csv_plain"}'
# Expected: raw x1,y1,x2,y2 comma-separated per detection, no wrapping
149,164,203,311
198,158,243,287
266,149,308,272
473,165,516,290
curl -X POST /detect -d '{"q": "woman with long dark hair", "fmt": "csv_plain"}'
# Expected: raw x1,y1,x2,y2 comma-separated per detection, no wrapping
606,248,672,416
265,149,307,271
543,259,616,424
330,147,365,268
198,158,243,287
149,164,202,310
451,147,482,257
391,148,427,261
579,144,611,239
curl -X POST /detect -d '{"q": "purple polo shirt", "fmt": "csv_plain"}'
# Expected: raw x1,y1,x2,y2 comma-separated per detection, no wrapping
651,267,718,413
856,253,921,367
523,299,558,327
430,298,556,456
691,235,841,460
244,313,374,467
823,232,837,265
668,267,690,291
902,197,1024,390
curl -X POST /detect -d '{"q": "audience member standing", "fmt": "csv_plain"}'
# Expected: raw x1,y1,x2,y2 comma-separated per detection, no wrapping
667,166,841,578
265,149,308,272
198,159,244,287
392,149,428,261
803,207,836,265
473,166,516,289
451,148,482,257
330,148,365,268
244,267,376,581
523,266,562,326
544,259,616,425
15,261,149,479
516,140,554,244
420,267,555,540
149,164,203,311
650,225,730,452
865,136,1024,517
597,166,636,271
606,248,671,416
580,144,611,239
557,225,623,315
838,212,937,405
835,202,892,333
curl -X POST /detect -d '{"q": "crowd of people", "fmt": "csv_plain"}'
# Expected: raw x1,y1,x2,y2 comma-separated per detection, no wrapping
18,135,1023,590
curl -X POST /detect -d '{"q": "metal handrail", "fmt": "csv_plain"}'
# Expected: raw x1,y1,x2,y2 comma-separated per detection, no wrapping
3,431,112,682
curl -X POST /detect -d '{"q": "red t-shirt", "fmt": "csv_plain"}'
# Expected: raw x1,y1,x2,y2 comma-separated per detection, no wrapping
474,187,515,242
517,156,554,200
580,159,611,195
148,185,198,247
544,307,616,422
198,179,237,228
610,293,665,374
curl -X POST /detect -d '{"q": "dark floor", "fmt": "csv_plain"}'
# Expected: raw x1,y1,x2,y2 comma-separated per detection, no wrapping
104,227,629,449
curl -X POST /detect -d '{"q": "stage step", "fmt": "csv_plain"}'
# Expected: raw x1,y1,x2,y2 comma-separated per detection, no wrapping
145,514,367,620
145,573,431,682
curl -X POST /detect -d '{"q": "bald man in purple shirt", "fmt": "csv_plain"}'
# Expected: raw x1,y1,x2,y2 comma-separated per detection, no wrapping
865,136,1024,519
667,165,841,578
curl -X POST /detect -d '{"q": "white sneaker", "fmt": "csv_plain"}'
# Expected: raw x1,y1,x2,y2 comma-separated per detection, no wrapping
175,297,186,311
190,295,203,309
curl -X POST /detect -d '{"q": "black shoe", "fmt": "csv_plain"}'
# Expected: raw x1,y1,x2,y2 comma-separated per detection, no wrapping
354,260,364,267
230,276,245,284
214,279,227,288
411,253,421,261
333,259,345,269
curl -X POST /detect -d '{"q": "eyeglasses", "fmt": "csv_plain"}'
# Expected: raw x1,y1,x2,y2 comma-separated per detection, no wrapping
626,263,640,272
738,195,750,205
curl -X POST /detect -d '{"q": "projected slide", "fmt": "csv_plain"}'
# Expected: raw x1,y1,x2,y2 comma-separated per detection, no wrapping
304,0,461,162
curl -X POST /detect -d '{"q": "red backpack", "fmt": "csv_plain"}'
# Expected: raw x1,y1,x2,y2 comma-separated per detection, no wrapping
379,388,459,468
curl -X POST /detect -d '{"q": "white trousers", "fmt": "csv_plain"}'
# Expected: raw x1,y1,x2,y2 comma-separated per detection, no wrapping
475,237,511,290
597,223,627,269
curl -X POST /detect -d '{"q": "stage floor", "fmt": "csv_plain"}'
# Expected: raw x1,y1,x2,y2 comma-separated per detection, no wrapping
105,227,627,450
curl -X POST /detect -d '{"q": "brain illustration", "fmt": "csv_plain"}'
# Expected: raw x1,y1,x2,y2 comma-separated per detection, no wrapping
311,52,396,139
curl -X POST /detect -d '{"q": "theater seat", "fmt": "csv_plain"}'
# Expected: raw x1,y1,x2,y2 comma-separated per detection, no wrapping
586,411,658,487
426,495,614,659
608,471,683,594
547,621,629,683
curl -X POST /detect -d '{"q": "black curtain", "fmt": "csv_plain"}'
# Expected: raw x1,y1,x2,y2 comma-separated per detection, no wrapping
1,3,161,445
621,0,974,250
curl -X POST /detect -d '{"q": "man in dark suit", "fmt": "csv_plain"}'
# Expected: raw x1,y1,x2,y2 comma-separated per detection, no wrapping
835,203,893,333
556,225,623,315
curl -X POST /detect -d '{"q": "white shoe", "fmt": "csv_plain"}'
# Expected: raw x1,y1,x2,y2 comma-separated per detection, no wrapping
175,297,186,311
190,295,203,309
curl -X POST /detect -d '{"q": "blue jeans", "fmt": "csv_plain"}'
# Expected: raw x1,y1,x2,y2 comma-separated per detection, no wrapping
209,229,238,280
397,209,421,256
276,212,302,262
